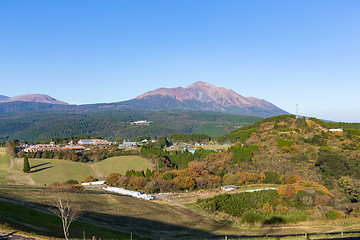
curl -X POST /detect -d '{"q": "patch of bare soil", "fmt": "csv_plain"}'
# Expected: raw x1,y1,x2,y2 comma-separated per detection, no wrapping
6,158,35,185
90,164,105,180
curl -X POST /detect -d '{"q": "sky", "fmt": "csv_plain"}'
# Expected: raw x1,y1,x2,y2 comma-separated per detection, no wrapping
1,0,359,122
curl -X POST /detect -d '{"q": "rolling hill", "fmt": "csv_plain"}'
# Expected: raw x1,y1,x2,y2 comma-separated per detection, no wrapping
0,94,68,105
0,95,9,101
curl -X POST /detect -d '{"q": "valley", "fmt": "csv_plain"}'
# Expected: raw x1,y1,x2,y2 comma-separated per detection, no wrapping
1,115,360,239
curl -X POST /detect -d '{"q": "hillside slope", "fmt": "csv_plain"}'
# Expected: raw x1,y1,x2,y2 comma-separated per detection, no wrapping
0,95,9,101
0,111,262,142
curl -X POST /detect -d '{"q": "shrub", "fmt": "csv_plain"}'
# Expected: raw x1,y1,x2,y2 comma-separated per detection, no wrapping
325,209,343,219
295,190,315,208
242,210,264,225
64,179,79,185
263,216,285,225
277,138,294,148
263,171,281,184
197,190,279,217
262,203,274,213
82,175,97,183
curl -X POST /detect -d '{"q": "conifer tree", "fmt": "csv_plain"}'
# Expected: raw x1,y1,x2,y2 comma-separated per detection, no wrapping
23,156,30,173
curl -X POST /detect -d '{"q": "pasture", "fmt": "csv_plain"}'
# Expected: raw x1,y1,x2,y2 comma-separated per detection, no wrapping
10,155,154,185
0,147,9,169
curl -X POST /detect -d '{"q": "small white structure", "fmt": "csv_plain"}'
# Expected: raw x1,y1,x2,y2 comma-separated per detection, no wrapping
82,181,106,186
329,128,343,132
102,186,154,200
119,141,138,148
245,187,277,193
221,185,239,191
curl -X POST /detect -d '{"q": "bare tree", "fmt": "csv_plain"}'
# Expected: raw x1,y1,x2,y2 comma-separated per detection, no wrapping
49,194,82,240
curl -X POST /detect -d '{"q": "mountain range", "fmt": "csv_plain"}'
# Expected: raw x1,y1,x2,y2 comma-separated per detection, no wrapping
0,82,288,117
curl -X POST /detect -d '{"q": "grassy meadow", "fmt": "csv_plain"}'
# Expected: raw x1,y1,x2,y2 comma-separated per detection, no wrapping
10,155,154,185
0,147,10,169
0,195,145,239
197,123,226,136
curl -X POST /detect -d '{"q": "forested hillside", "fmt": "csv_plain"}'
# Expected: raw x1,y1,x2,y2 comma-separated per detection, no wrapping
0,111,261,142
104,115,360,225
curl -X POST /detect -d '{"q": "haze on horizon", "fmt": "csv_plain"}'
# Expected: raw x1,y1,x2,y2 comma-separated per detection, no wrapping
1,1,359,122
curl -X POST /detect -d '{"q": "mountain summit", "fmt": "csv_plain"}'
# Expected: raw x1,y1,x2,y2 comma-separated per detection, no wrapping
1,94,68,105
128,81,287,117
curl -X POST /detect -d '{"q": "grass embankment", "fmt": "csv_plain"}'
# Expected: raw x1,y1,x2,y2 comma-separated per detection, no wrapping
0,185,231,239
0,148,10,169
11,156,154,185
0,198,143,239
0,148,10,184
94,156,154,176
0,185,360,239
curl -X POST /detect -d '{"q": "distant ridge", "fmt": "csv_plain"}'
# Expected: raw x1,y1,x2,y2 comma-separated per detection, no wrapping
1,94,68,105
119,81,288,117
0,82,288,118
0,95,9,101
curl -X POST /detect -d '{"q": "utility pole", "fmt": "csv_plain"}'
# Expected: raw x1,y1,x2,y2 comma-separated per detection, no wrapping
296,104,299,118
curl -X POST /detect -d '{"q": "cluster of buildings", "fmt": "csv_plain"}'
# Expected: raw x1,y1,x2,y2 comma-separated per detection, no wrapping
77,139,111,145
23,139,111,152
22,138,145,152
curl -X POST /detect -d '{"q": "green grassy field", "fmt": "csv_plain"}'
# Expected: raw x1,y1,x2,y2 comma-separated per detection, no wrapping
10,156,154,185
94,155,154,176
197,123,226,136
0,147,10,169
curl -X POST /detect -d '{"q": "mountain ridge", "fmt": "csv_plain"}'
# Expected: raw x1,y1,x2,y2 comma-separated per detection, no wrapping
0,95,9,101
0,94,68,105
0,82,288,118
131,81,288,117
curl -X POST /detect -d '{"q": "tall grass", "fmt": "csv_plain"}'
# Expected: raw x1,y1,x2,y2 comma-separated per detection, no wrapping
0,148,10,169
242,210,310,225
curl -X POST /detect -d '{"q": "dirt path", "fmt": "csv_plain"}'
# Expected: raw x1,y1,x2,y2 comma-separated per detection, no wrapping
8,157,14,170
6,158,35,186
155,194,187,208
90,164,105,180
0,148,6,155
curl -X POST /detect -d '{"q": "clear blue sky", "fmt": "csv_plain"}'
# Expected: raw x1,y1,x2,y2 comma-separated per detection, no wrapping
1,1,359,122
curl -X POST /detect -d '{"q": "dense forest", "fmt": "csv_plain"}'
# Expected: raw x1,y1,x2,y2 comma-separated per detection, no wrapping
0,110,261,142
